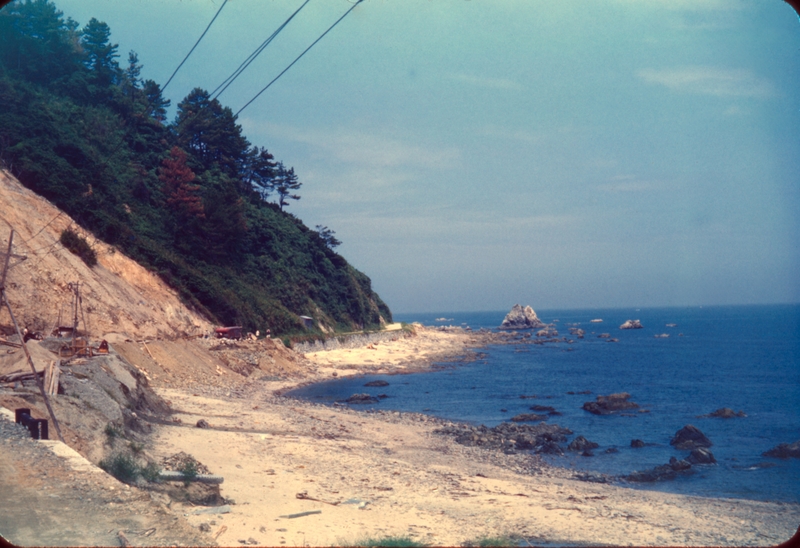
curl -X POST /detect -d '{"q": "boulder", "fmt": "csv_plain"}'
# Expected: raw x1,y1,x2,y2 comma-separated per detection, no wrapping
568,435,599,452
582,392,640,415
670,425,712,450
364,380,389,387
620,319,643,329
762,440,800,459
342,393,379,404
686,447,717,464
701,407,746,419
510,413,548,422
669,456,692,471
500,304,545,330
631,439,645,448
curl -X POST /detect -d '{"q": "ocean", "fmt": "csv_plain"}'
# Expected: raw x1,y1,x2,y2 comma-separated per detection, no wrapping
287,304,800,503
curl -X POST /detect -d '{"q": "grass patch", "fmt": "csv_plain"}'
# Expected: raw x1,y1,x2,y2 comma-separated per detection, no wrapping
99,450,162,485
104,422,125,440
178,458,198,486
99,452,140,483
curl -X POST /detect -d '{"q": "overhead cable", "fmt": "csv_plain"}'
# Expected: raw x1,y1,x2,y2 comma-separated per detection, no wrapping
212,0,313,101
163,0,229,92
235,0,365,117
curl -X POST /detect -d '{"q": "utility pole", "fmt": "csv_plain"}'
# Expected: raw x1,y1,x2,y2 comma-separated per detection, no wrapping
0,229,64,442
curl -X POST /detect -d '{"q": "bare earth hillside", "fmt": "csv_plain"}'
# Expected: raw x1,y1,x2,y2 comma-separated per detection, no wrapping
0,169,213,341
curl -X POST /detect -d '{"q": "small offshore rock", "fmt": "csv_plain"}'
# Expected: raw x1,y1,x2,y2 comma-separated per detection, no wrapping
669,456,692,471
762,440,800,459
631,439,646,448
568,435,599,452
620,319,644,329
687,447,717,464
670,425,712,450
701,407,746,419
341,393,379,404
582,392,640,415
364,380,389,387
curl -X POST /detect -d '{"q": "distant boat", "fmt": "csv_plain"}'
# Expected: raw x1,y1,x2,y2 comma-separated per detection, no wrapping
590,319,603,323
435,317,453,322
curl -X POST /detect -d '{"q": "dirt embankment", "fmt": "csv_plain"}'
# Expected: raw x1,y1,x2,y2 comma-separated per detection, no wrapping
0,169,213,341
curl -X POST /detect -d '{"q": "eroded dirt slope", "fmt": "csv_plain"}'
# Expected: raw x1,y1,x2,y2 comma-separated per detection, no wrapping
0,169,213,340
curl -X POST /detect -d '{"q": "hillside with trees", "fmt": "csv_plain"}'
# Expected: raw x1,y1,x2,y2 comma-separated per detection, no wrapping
0,0,391,335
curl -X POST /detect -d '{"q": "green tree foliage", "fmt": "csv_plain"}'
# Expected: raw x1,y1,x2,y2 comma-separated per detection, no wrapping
0,0,392,335
274,162,301,211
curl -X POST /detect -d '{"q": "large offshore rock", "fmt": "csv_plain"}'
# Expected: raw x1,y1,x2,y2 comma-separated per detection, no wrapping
620,319,644,329
500,304,545,329
670,425,712,450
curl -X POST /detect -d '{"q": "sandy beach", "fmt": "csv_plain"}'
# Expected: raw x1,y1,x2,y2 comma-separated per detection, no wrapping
140,326,799,547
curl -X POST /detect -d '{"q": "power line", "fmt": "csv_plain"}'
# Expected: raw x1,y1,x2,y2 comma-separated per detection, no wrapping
235,0,365,117
163,0,229,92
211,0,313,101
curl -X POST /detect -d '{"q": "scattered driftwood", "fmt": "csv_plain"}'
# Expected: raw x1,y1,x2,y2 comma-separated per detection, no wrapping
0,369,43,383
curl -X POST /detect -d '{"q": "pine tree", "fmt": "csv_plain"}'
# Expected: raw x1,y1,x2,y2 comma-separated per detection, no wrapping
81,17,120,88
275,163,301,211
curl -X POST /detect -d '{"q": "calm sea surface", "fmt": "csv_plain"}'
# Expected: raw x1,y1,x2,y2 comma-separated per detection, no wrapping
287,305,800,503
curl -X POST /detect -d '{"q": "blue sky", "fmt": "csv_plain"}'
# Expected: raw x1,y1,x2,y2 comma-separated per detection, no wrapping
54,0,800,313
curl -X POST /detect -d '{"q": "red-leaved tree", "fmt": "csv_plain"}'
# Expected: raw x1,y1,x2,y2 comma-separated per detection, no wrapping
159,146,204,219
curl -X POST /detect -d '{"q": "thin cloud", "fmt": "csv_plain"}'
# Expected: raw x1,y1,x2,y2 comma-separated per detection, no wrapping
244,122,461,170
448,72,523,91
639,66,776,98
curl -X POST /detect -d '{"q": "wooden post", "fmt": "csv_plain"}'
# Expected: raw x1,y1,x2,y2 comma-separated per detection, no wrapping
0,230,65,442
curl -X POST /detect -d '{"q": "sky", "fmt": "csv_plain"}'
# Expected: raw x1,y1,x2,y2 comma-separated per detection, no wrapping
51,0,800,313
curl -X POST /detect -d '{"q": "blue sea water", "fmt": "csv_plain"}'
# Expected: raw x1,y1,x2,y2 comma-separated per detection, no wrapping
287,305,800,503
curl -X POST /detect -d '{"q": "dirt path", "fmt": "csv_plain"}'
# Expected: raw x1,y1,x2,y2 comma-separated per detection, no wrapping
0,411,211,547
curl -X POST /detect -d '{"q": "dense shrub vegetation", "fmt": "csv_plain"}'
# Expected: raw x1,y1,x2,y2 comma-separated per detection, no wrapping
0,0,391,335
59,228,97,267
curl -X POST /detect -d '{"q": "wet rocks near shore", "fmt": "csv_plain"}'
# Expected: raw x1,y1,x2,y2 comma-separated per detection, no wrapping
670,425,712,450
500,304,545,330
567,435,599,454
687,447,717,464
510,413,549,422
582,392,640,415
434,422,573,455
340,393,379,404
364,380,389,387
762,440,800,459
620,319,643,329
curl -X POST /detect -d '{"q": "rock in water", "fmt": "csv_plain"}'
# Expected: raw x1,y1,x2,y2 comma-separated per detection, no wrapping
341,393,379,404
670,425,712,450
687,447,717,464
567,435,599,452
702,407,746,419
500,304,545,329
582,392,640,415
364,380,389,387
620,319,644,329
762,440,800,459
